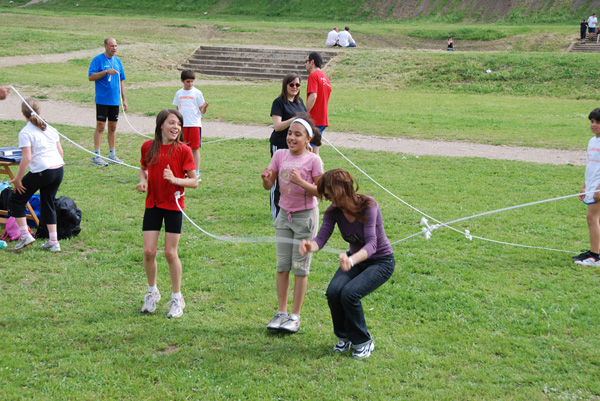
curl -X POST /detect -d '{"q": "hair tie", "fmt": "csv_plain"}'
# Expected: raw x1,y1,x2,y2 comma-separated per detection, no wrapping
291,118,313,138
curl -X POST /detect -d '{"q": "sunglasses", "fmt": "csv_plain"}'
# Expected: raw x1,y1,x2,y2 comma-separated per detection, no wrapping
304,59,310,64
323,192,332,200
288,83,301,88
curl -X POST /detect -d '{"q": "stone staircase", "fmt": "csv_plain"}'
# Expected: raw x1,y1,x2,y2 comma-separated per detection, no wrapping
179,46,339,80
569,38,600,52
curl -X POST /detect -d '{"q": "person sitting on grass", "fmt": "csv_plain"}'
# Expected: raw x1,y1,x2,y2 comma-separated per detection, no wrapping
338,26,356,47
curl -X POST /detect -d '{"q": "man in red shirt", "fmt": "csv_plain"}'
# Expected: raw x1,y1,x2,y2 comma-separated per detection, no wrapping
305,52,332,155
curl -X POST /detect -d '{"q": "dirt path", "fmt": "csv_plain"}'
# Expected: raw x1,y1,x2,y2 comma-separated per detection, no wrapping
0,95,584,165
0,50,585,166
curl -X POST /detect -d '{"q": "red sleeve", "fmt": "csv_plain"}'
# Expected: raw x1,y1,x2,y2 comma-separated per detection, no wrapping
307,72,318,95
140,140,151,168
181,145,196,173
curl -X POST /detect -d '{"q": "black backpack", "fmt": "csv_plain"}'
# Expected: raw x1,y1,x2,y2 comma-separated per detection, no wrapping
36,196,82,240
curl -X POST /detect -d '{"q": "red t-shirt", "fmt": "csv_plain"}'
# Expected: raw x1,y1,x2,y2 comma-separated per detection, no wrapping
306,69,332,127
140,140,195,211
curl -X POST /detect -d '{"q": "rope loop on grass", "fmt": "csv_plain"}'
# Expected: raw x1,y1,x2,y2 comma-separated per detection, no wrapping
322,135,591,254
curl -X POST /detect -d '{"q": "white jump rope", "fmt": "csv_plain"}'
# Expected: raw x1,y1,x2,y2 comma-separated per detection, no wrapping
10,85,593,255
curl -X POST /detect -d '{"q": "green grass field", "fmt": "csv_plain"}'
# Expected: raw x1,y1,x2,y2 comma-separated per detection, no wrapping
1,4,600,400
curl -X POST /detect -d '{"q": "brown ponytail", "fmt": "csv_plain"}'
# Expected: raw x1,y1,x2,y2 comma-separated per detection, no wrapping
21,98,46,131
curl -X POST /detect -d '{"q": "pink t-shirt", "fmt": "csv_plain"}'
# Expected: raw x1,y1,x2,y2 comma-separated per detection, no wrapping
269,149,323,212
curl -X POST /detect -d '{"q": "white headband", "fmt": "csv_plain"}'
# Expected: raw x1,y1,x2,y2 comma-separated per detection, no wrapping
291,118,313,138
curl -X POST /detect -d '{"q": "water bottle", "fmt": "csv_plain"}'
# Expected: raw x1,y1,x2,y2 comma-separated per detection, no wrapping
0,240,7,249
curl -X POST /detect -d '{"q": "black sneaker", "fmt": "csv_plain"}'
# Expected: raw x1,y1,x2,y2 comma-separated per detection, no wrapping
572,250,593,261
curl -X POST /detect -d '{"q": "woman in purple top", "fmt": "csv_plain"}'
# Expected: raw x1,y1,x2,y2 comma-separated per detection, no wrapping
299,169,395,359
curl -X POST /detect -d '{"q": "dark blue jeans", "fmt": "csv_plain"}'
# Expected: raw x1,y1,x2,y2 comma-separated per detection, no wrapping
326,254,395,348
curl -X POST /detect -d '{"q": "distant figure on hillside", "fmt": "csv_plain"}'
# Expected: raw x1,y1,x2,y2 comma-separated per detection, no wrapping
587,13,597,37
0,86,9,100
581,19,588,43
339,27,356,47
447,36,454,51
305,52,332,156
326,28,340,47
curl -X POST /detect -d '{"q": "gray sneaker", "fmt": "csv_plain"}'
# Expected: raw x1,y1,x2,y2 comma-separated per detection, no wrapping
167,297,186,318
279,315,300,333
352,340,375,359
92,156,109,167
334,340,352,353
108,155,123,164
14,233,35,250
266,312,288,331
141,291,161,313
41,241,61,252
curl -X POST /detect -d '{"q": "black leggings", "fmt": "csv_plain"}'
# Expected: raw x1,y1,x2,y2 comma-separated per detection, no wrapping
9,167,64,225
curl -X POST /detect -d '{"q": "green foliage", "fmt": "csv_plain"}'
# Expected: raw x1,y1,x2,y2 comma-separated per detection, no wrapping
0,29,100,57
408,27,507,41
2,0,599,23
165,24,196,28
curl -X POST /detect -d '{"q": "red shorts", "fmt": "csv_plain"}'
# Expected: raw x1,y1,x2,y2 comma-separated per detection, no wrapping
182,127,201,149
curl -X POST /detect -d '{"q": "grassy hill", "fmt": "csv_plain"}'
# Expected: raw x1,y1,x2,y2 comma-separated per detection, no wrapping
3,0,600,23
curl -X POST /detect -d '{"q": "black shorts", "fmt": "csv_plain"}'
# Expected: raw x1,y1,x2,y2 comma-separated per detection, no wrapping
142,207,183,234
96,104,120,122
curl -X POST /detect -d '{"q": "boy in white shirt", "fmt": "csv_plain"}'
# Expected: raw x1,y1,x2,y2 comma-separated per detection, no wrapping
173,70,209,181
575,108,600,266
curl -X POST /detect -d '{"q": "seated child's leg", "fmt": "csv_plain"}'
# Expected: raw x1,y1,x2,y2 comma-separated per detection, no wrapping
586,202,600,253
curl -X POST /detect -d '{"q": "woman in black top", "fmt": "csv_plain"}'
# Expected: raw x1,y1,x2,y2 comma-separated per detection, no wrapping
269,73,307,218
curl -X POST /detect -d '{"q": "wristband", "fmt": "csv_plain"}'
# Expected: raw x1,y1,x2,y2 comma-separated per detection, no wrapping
349,257,354,268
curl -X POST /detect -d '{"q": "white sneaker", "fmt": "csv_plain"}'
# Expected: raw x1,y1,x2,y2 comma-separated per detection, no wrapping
279,315,300,333
108,155,123,164
266,312,288,331
167,297,186,318
14,233,35,250
92,156,108,167
41,241,61,252
333,340,352,353
576,256,600,267
352,340,375,359
141,291,161,313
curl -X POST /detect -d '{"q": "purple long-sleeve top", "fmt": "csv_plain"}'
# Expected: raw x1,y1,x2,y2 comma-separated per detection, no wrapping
313,197,393,258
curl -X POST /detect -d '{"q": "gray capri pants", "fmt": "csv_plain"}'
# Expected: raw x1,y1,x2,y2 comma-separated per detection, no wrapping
274,206,319,276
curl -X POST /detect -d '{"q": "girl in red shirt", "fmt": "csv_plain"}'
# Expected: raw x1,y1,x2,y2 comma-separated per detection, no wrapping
136,109,197,318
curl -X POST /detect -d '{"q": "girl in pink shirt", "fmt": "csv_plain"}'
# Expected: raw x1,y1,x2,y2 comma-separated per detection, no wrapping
261,115,323,333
